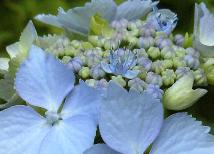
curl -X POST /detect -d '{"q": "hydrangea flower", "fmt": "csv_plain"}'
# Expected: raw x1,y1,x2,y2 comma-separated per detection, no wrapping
194,3,214,57
101,49,139,79
0,46,103,154
0,1,211,112
147,6,178,35
35,0,158,36
84,82,214,154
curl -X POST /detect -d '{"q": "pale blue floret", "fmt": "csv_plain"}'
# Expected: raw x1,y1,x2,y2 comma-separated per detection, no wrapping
84,82,214,154
101,49,139,79
147,6,178,35
0,45,103,154
35,0,158,36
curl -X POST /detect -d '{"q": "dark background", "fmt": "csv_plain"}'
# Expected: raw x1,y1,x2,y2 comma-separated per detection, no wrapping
0,0,214,131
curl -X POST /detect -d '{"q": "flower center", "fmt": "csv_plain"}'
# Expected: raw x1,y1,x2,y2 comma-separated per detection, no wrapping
45,111,62,126
109,49,137,75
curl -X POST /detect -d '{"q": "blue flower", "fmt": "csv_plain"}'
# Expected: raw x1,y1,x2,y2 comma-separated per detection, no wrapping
84,82,214,154
101,48,139,79
0,46,103,154
35,0,158,36
147,6,178,35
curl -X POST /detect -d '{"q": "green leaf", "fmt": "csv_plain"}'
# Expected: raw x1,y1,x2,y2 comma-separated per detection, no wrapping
89,14,114,37
0,73,15,101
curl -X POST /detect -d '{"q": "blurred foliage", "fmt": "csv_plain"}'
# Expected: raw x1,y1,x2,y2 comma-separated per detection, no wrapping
0,0,213,56
0,0,214,130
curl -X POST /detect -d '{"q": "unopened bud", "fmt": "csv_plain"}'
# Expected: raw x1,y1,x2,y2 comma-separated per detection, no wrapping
147,47,160,59
146,72,163,87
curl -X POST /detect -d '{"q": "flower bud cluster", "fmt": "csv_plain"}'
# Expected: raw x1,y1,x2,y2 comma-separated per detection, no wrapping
36,17,207,97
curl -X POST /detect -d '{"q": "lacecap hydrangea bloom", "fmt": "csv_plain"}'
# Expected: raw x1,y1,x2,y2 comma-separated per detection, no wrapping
0,0,214,153
32,0,210,110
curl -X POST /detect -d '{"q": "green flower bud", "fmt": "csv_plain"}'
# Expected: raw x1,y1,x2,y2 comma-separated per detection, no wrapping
64,46,78,57
128,78,147,93
71,40,82,49
161,69,176,86
134,48,148,58
163,74,207,110
152,60,165,74
88,35,99,46
193,69,207,86
79,67,90,79
161,46,176,59
133,66,147,80
173,46,186,57
127,22,138,31
102,50,111,59
61,56,71,64
82,42,93,50
173,57,187,68
203,58,214,85
130,29,140,37
147,47,160,59
111,75,127,87
146,72,163,87
127,36,138,47
163,59,173,69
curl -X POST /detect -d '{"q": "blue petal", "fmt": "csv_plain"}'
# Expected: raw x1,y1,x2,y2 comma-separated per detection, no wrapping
15,45,75,111
124,70,140,79
150,113,214,154
0,105,50,154
101,62,114,74
40,115,97,154
35,14,62,28
116,0,158,20
84,144,120,154
61,81,103,120
36,0,117,35
194,3,214,57
99,82,163,154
